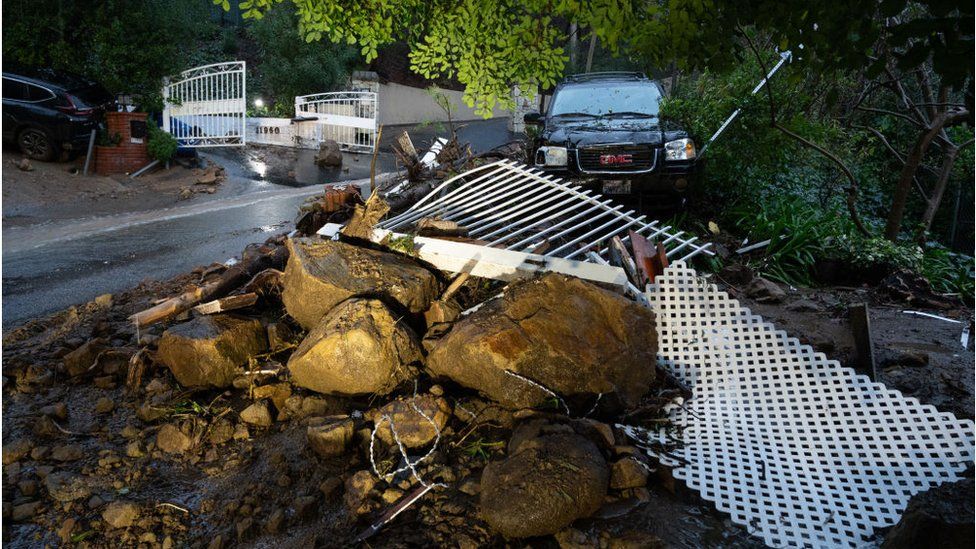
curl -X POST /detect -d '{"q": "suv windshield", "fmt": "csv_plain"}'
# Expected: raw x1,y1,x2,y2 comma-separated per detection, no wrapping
549,82,661,118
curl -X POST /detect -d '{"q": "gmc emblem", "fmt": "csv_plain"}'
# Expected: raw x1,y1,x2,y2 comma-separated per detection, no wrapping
599,154,633,165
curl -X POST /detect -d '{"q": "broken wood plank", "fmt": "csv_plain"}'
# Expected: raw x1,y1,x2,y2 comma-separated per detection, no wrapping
129,244,288,327
608,236,640,286
849,303,876,381
629,230,654,286
193,293,259,315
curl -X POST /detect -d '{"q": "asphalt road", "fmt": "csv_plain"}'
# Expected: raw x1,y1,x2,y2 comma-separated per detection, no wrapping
2,118,514,329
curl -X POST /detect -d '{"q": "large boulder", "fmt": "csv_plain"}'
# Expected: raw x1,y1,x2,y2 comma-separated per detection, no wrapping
427,274,657,409
314,139,343,167
480,431,609,538
287,298,422,396
157,315,268,388
281,238,441,329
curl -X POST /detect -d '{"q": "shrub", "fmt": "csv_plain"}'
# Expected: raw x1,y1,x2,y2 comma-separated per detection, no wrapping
147,123,178,163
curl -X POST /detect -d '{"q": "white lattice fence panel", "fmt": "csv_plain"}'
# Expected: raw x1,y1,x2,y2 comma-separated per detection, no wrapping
624,262,975,548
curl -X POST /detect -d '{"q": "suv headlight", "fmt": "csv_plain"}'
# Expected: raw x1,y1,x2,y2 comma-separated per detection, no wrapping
535,146,568,167
664,138,696,161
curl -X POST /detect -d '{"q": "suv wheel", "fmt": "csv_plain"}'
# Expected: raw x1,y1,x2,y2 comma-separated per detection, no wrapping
17,127,57,161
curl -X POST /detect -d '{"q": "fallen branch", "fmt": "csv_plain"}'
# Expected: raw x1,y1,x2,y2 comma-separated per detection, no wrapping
129,243,288,327
193,292,258,315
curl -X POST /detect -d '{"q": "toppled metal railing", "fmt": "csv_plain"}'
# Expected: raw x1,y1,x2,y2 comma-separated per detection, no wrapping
380,160,713,262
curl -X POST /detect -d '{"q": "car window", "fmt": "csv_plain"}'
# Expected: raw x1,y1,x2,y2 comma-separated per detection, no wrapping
26,83,54,101
2,78,29,101
549,82,661,118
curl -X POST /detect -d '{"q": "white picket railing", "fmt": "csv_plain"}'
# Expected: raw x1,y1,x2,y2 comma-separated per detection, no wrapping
295,91,377,153
162,61,246,148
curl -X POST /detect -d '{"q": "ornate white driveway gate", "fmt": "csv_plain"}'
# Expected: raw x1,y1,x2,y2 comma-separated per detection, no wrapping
162,62,246,147
295,91,377,153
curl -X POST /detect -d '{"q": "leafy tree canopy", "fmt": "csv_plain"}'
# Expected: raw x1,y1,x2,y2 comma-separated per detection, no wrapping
223,0,973,116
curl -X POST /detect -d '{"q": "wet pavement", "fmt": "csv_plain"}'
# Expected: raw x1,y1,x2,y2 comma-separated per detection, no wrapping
2,119,514,329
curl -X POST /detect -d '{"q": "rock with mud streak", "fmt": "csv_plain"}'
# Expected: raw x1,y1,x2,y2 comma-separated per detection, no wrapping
288,299,422,396
63,338,108,377
368,394,451,448
156,424,193,454
314,139,343,167
882,478,974,549
157,315,268,388
44,472,91,502
480,432,609,538
281,238,441,329
745,276,785,303
307,415,355,458
427,274,657,409
102,500,140,528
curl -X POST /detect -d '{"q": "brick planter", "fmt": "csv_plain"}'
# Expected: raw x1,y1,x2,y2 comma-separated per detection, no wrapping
95,112,150,175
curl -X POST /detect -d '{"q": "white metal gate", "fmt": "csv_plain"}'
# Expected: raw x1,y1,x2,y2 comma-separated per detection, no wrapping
295,91,377,153
162,61,246,147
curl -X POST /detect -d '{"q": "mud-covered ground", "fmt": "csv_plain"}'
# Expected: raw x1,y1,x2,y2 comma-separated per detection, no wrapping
2,246,972,548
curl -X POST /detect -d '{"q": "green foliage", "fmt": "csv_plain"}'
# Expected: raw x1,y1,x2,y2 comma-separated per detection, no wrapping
731,198,847,286
96,131,122,147
2,0,221,111
147,122,178,163
245,7,359,117
221,1,971,118
461,438,504,461
921,244,975,297
829,235,923,273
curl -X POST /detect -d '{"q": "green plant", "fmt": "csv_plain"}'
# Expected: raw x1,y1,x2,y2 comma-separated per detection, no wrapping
828,235,923,273
96,130,122,147
730,198,845,286
921,244,975,298
147,122,178,163
462,438,504,461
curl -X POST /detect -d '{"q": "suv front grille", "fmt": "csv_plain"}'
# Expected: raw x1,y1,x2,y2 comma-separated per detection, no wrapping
576,145,657,174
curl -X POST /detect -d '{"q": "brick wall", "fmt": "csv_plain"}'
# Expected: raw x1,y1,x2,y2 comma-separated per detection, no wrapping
95,112,150,175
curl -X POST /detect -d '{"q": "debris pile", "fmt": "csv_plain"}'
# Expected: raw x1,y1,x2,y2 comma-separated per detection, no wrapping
3,150,972,548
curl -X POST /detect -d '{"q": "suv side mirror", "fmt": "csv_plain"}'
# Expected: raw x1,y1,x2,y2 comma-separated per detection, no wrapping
523,112,542,125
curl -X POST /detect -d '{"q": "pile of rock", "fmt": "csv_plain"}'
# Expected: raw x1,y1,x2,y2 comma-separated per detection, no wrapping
145,227,660,537
4,201,667,546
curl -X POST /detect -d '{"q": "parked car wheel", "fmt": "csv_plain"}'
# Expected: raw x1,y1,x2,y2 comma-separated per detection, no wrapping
17,127,57,161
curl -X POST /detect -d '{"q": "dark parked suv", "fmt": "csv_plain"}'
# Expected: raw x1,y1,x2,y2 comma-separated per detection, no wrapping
2,67,115,161
525,72,698,202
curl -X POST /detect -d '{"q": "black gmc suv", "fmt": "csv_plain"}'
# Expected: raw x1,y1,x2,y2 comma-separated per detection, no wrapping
525,72,698,203
2,67,115,161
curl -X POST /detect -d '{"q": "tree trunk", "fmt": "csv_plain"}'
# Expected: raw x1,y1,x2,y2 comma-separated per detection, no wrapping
585,33,596,73
919,138,974,236
883,111,953,240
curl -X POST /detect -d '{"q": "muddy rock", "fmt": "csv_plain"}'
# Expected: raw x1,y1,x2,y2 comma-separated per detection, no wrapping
344,470,377,515
480,431,609,538
307,415,355,458
427,274,657,409
252,383,292,413
11,501,42,521
745,276,786,303
610,457,649,490
882,478,974,549
156,424,193,454
63,338,108,377
157,315,268,388
102,500,140,528
288,298,422,396
368,394,451,448
240,401,273,427
40,402,69,421
314,139,343,167
51,444,84,462
95,397,116,414
281,238,441,329
44,471,91,502
3,439,32,465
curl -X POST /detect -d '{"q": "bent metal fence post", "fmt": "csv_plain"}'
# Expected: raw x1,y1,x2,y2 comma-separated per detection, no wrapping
162,61,246,148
